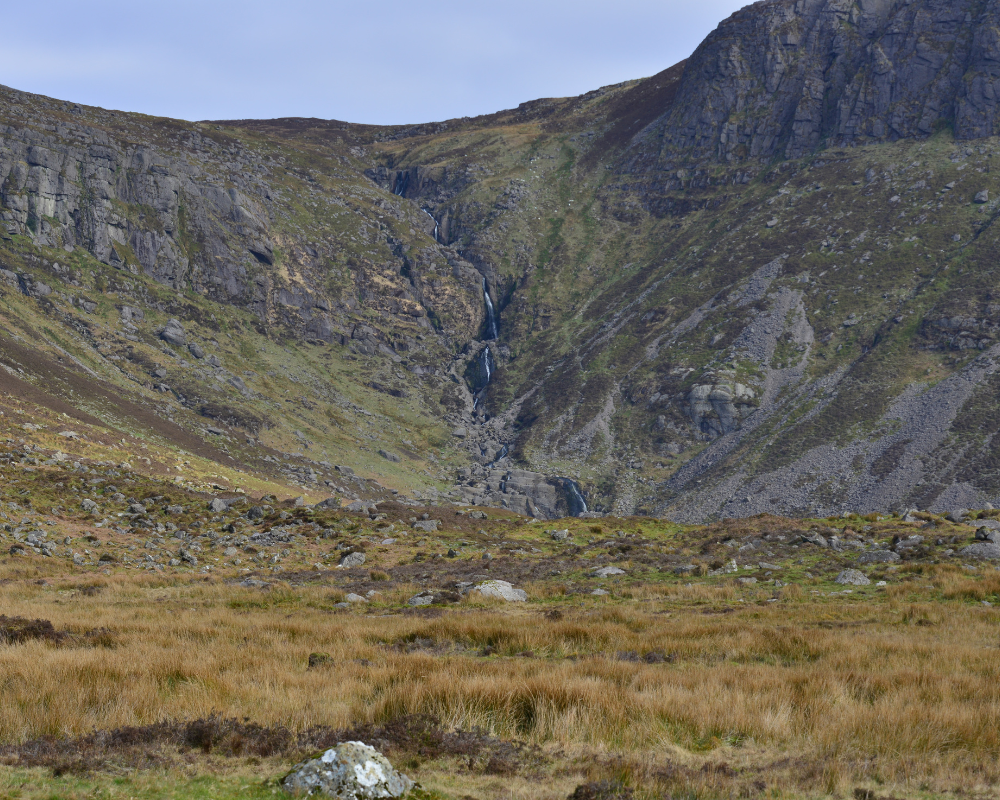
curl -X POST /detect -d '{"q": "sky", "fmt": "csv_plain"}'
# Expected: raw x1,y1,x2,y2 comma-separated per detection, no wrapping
0,0,750,126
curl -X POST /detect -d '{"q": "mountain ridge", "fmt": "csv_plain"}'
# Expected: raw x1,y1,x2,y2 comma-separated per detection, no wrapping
2,0,1000,520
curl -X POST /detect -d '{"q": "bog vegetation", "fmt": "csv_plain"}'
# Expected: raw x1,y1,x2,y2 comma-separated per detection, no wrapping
0,563,998,799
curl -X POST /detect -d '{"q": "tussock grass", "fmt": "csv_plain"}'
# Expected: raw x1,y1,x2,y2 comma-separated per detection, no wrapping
1,573,999,797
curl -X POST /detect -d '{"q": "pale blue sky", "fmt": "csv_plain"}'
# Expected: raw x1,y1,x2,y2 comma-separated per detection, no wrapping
1,1,749,124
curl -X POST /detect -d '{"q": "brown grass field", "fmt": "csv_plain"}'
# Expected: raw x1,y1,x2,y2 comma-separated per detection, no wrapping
0,423,997,799
0,565,998,800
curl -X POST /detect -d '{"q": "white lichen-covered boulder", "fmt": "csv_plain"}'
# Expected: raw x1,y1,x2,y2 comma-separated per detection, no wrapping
282,741,413,798
474,579,527,602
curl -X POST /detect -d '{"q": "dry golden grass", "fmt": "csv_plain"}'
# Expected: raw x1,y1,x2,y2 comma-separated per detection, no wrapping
0,571,999,798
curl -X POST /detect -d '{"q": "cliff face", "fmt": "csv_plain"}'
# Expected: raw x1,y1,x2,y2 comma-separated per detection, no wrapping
643,0,1000,166
0,93,487,350
8,0,1000,520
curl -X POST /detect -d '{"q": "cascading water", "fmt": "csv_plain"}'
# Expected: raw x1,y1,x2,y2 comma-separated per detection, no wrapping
481,345,493,383
471,345,495,410
482,279,498,340
487,444,509,467
561,479,588,516
393,173,407,196
422,209,439,242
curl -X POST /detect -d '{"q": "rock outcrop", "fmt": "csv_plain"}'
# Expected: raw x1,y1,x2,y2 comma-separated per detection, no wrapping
282,741,413,798
646,0,1000,169
682,381,757,437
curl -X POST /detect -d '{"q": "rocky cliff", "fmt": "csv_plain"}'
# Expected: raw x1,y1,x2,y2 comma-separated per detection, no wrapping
5,0,1000,520
647,0,1000,165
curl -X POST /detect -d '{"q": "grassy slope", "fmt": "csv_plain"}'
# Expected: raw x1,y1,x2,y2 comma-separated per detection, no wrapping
0,432,997,798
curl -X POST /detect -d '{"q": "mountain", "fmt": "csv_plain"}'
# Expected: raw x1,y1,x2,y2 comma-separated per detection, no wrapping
4,0,1000,520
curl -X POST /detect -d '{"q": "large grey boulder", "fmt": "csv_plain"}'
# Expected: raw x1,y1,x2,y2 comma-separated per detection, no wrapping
960,542,1000,561
474,579,527,602
835,569,870,586
282,741,413,798
159,319,186,346
975,527,1000,543
339,551,366,568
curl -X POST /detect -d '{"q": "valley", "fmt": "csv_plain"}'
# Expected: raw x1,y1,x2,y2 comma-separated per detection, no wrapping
2,0,1000,797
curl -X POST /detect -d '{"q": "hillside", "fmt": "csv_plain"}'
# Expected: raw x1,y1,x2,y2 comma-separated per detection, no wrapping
4,0,1000,520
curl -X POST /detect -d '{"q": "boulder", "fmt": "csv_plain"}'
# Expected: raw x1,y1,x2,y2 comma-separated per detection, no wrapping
550,529,570,541
80,498,99,513
960,542,1000,560
159,319,186,346
120,306,144,323
975,189,990,203
975,527,1000,543
339,552,366,568
208,498,228,513
282,741,413,799
474,579,527,602
346,500,373,513
413,519,439,532
407,593,434,606
592,566,626,578
835,569,870,586
800,532,828,548
858,550,901,565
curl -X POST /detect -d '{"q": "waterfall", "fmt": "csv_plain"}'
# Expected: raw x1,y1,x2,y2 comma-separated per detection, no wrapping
482,279,498,340
393,173,405,196
487,443,509,468
482,345,492,382
471,345,495,411
561,479,588,516
422,209,439,242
